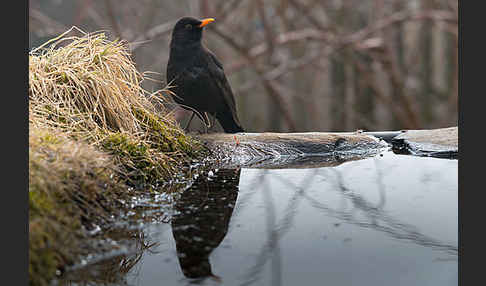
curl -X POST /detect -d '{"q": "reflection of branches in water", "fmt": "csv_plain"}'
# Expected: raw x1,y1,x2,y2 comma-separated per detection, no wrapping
239,169,320,286
121,229,164,286
57,229,160,285
228,169,268,229
260,171,281,286
303,193,458,256
120,231,160,272
373,157,387,211
274,164,458,256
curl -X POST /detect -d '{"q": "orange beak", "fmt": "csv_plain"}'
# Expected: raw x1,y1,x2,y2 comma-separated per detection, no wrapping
199,18,215,28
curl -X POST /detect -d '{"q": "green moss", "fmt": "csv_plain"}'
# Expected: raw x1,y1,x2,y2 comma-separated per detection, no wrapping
94,108,208,187
102,133,147,157
29,190,53,219
29,128,126,286
40,133,62,145
29,226,60,286
132,107,198,153
29,188,76,286
101,133,165,185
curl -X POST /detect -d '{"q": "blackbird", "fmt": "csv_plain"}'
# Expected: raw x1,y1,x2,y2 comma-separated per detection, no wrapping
167,17,245,133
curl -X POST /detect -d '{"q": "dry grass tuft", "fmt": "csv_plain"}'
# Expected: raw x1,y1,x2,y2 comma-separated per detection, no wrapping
30,28,146,137
29,27,203,185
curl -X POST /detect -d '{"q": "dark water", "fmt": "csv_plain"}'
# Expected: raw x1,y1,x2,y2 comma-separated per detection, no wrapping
58,151,458,286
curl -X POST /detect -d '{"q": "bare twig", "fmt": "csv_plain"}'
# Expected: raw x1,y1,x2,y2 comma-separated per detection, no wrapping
340,9,457,47
255,0,276,59
129,20,176,52
226,28,332,74
287,0,334,33
29,8,68,36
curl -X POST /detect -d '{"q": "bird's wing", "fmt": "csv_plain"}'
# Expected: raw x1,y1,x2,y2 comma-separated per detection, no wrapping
205,49,239,120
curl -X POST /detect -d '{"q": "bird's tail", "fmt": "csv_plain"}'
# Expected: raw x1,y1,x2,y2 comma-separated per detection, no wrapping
216,111,245,133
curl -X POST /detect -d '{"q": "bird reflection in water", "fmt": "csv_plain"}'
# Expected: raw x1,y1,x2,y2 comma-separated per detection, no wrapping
171,168,241,283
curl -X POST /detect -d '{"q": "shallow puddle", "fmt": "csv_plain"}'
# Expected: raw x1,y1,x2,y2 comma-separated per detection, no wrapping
56,151,458,286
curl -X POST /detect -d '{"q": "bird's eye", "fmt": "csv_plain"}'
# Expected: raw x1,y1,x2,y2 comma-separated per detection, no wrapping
185,24,192,30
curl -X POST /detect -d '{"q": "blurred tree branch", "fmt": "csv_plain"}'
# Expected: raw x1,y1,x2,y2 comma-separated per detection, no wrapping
29,8,68,36
103,0,121,38
211,26,297,131
129,20,175,52
29,0,458,132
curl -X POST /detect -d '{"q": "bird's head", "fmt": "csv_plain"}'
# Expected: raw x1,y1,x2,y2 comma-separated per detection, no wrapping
171,17,215,46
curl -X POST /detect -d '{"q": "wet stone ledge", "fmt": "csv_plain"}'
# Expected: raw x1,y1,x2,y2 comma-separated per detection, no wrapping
196,132,389,169
390,127,458,159
196,127,458,168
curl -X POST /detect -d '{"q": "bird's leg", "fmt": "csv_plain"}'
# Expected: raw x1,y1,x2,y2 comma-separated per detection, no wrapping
204,112,211,128
203,112,211,134
210,115,216,132
183,112,196,131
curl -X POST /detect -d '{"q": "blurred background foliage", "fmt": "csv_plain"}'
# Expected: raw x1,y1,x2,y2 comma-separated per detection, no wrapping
29,0,458,133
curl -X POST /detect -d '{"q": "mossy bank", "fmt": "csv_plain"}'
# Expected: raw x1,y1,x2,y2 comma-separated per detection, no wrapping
29,28,207,286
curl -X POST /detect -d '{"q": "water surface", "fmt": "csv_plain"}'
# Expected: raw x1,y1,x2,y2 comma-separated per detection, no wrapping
58,151,458,286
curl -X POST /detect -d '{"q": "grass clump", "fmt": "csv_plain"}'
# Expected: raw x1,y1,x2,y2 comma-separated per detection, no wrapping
29,27,206,285
29,27,204,185
29,28,144,136
29,127,124,286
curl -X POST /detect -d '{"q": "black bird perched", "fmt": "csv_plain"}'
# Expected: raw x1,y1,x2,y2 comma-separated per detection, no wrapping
167,17,245,133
